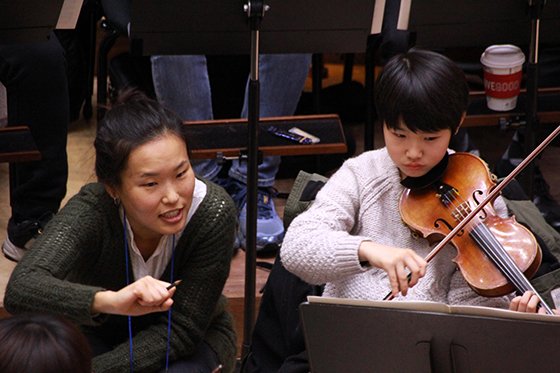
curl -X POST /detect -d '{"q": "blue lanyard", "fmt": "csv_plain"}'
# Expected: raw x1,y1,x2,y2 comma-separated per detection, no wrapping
165,234,176,372
122,210,176,372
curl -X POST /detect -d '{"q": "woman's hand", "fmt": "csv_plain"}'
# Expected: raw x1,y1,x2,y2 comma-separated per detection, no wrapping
359,241,427,297
92,276,177,316
509,291,559,315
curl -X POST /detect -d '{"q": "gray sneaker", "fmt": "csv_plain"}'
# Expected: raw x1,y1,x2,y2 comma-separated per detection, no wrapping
2,236,29,262
2,213,53,262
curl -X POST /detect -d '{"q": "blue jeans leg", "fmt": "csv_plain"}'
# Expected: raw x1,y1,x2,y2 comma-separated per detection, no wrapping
151,53,311,186
229,53,311,187
150,54,221,181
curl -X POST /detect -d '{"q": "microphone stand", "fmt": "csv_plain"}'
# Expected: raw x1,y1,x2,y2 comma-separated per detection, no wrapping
242,0,268,360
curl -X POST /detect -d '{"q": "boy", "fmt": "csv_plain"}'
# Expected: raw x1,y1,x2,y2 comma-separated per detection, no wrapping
281,49,545,313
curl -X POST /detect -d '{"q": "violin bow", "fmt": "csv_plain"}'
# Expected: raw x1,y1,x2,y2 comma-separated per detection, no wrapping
384,125,560,313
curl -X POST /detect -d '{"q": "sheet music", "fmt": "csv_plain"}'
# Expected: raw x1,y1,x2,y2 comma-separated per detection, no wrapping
56,0,84,29
308,295,560,323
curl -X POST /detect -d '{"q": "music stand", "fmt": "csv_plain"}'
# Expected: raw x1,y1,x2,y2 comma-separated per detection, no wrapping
0,0,83,44
129,0,380,358
301,298,560,373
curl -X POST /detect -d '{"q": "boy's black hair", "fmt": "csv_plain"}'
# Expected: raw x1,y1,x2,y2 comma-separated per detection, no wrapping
375,48,469,134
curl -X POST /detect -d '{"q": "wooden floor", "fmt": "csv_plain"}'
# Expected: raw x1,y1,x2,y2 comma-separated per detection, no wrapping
1,60,560,357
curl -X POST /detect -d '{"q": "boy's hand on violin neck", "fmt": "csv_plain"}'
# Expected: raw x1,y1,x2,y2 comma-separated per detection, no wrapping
510,291,541,314
510,291,560,315
359,241,427,297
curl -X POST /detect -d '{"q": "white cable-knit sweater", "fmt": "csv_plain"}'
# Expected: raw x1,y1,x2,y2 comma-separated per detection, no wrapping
281,148,513,308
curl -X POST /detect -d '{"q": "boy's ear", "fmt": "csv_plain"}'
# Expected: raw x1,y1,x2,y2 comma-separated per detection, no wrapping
455,112,467,135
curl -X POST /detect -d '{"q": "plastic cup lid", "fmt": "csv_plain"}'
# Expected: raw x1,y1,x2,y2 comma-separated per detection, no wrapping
480,44,525,69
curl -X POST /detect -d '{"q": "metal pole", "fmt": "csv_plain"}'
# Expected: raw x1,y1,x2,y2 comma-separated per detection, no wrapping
520,0,544,198
242,0,267,360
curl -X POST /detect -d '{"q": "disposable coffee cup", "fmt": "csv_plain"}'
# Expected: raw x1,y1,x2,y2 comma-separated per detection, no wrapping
480,44,525,111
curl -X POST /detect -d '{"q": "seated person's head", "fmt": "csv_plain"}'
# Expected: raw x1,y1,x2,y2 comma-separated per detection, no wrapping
375,48,469,134
375,49,469,180
95,88,196,240
0,313,92,373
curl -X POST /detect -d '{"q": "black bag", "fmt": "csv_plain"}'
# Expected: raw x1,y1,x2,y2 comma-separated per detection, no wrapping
241,171,327,373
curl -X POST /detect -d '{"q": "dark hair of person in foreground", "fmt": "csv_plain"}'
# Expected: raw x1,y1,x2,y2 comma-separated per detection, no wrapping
0,313,92,373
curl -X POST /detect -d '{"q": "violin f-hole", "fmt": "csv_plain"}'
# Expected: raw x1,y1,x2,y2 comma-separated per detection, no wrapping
434,218,464,237
471,189,489,220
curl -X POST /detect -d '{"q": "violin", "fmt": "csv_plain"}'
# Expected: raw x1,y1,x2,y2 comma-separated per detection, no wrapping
391,125,560,314
400,152,542,298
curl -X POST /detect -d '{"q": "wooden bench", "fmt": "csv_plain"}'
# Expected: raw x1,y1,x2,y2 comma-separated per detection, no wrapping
0,126,41,163
183,114,347,159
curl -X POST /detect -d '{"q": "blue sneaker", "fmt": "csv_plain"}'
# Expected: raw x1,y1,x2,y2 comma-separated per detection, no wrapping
239,188,284,256
227,180,284,256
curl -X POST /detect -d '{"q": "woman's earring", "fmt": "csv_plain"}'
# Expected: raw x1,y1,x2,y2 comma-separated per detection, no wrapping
113,197,120,206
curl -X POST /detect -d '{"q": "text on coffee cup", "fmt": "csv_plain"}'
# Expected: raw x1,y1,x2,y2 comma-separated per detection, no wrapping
483,71,522,99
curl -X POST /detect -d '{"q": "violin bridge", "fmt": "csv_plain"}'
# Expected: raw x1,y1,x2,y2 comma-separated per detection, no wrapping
452,202,472,223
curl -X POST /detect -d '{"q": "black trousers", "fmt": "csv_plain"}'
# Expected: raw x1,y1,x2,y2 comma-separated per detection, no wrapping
0,32,69,223
243,255,323,373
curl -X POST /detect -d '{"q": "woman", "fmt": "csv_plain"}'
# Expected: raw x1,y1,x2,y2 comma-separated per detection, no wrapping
5,90,237,372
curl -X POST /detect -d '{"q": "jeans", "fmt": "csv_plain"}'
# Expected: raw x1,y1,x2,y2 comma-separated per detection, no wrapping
0,32,69,223
151,54,311,187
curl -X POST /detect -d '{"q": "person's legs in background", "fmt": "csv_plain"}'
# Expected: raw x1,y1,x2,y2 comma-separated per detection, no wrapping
229,53,311,254
0,32,69,261
151,53,311,254
150,55,222,181
229,54,312,187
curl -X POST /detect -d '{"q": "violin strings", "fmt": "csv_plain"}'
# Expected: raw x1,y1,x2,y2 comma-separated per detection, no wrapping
472,223,549,297
470,224,528,292
440,185,554,314
445,190,527,290
472,223,555,315
440,187,530,293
